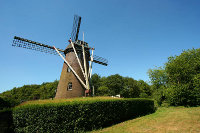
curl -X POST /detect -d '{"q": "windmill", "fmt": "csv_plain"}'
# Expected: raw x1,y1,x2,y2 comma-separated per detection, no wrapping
12,15,108,98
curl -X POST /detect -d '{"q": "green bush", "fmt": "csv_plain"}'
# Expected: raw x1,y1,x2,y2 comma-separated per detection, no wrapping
0,109,14,133
12,98,155,133
0,97,11,110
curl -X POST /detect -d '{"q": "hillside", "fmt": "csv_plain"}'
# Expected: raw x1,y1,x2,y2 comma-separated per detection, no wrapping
91,107,200,133
0,80,58,107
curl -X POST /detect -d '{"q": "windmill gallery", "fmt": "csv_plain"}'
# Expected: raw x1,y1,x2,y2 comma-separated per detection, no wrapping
12,15,108,99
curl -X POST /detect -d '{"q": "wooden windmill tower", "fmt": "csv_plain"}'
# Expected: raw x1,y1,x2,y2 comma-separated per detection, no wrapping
12,15,108,99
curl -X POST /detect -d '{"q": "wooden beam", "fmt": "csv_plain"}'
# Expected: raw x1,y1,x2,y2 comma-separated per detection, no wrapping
82,32,90,90
71,42,86,79
82,44,90,90
88,48,94,78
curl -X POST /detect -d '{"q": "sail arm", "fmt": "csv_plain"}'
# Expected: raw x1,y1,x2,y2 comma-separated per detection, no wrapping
12,36,65,56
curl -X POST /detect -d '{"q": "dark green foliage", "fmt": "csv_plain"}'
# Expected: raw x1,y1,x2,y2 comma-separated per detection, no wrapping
152,86,166,106
0,97,11,110
97,86,110,96
91,74,152,98
0,109,14,133
12,98,155,133
0,74,152,108
166,49,200,85
165,48,200,106
122,77,140,98
138,80,152,97
148,67,167,89
90,73,101,95
165,84,191,106
148,48,200,106
147,67,167,105
192,74,200,104
103,74,124,95
0,80,58,107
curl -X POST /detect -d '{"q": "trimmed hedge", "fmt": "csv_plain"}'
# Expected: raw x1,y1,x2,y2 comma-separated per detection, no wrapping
13,98,155,132
0,109,14,133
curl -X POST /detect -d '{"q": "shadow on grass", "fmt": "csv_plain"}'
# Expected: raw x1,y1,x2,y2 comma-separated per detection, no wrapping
89,108,157,132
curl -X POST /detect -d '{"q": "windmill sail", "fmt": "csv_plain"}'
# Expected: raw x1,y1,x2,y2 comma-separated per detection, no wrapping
12,14,108,99
93,55,108,66
71,15,81,42
12,36,65,56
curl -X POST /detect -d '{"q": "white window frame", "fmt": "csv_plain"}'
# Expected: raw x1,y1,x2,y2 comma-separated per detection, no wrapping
67,82,72,91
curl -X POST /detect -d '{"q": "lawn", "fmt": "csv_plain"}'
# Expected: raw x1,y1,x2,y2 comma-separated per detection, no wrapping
90,107,200,133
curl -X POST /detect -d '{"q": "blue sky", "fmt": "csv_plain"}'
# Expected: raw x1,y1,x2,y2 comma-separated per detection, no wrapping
0,0,200,93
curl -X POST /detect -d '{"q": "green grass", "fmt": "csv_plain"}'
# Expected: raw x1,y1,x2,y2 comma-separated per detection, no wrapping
90,107,200,133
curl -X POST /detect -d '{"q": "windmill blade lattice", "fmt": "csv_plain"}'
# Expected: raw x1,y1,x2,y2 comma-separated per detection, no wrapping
93,55,108,66
71,15,81,42
12,36,65,56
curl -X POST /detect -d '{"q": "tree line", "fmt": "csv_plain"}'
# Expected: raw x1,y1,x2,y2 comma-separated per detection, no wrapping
91,74,152,98
148,48,200,106
0,48,199,108
0,81,58,107
0,75,152,108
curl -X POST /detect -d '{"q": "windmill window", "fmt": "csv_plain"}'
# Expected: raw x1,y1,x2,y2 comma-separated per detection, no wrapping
67,67,71,72
67,82,72,90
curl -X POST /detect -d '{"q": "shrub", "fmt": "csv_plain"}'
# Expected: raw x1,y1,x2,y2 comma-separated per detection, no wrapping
0,97,11,110
12,98,155,133
0,109,14,133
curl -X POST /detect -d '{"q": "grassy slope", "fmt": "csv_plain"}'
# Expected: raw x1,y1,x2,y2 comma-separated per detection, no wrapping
90,107,200,133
